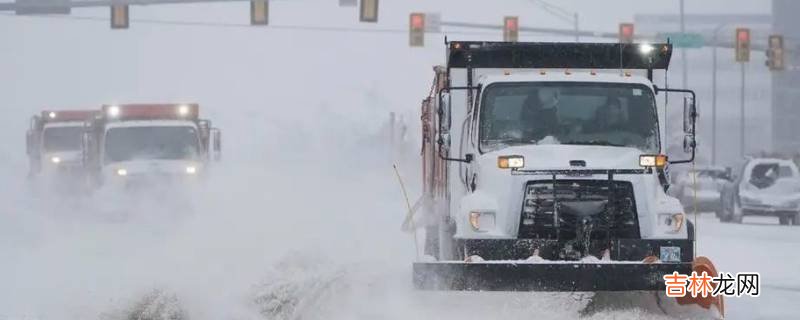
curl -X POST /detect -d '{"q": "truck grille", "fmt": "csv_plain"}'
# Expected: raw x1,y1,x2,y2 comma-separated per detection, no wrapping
519,180,640,240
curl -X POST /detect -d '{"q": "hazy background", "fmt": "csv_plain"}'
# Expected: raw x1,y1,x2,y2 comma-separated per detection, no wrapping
0,1,785,319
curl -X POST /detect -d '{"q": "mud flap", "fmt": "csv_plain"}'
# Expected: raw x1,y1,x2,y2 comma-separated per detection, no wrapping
413,261,692,292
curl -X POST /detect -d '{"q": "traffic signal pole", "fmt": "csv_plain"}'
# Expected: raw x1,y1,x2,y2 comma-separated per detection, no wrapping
711,31,718,165
740,62,746,158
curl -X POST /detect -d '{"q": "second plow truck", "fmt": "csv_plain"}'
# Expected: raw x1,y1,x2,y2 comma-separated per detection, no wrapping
82,103,221,192
26,109,97,192
413,41,723,318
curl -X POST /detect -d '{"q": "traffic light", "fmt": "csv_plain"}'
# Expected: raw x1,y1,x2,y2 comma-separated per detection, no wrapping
359,0,378,23
250,0,268,25
766,34,785,71
619,23,634,43
110,5,129,29
503,16,519,42
735,28,750,62
409,13,425,47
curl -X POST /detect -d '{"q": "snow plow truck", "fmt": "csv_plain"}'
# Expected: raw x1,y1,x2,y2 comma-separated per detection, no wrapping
81,103,221,191
412,41,723,318
26,109,97,192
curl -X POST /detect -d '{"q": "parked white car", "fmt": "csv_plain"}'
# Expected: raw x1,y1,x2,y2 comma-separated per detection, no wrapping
719,158,800,225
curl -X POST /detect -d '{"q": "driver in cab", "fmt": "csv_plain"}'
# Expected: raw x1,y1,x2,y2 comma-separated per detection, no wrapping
519,87,561,141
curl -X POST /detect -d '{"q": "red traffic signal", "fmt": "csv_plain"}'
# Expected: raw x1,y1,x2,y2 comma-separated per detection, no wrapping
735,28,750,62
409,13,425,47
503,16,519,42
411,13,425,29
619,23,634,43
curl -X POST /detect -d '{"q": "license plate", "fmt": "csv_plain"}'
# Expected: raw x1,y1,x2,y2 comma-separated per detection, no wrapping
660,246,681,263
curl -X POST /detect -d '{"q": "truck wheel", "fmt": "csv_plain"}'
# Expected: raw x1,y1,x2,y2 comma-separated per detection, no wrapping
779,215,791,225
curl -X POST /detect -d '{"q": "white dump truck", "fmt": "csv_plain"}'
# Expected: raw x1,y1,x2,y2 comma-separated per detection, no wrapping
82,103,221,192
26,109,97,192
413,41,723,317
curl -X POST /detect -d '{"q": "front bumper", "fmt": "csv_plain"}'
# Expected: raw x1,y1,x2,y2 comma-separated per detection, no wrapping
465,238,693,262
413,261,691,291
413,238,693,292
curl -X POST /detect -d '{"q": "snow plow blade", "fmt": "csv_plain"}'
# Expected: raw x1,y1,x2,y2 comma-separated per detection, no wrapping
413,261,692,291
676,256,725,316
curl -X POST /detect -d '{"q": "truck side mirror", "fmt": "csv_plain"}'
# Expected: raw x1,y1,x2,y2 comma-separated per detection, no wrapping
81,131,92,167
683,97,696,134
437,93,451,150
30,115,40,130
26,131,33,156
439,93,452,133
210,128,221,162
683,135,696,153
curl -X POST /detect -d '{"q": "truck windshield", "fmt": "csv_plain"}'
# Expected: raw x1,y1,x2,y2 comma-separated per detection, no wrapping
479,82,659,153
42,126,83,152
104,126,199,163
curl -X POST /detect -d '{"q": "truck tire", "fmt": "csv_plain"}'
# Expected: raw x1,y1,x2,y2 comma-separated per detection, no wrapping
779,215,791,225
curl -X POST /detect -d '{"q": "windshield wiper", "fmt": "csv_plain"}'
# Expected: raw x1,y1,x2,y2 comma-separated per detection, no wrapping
562,140,624,147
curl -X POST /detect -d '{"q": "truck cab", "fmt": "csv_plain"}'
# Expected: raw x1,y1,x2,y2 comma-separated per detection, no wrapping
83,104,221,191
455,72,678,241
26,110,96,187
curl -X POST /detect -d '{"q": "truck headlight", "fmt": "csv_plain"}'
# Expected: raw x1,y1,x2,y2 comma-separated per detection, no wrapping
185,166,197,174
659,213,684,233
50,156,61,164
469,211,496,232
498,155,524,169
116,168,128,176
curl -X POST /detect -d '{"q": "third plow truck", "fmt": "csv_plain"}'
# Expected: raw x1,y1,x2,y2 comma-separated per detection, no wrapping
411,41,723,318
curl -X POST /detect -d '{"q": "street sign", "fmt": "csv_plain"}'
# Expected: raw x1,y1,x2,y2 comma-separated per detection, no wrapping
14,0,69,15
657,32,705,48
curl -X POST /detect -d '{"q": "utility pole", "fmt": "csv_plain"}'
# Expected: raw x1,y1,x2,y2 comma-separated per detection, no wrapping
711,32,717,165
574,13,579,42
679,0,688,89
528,0,579,41
735,28,751,158
740,63,746,158
710,24,725,166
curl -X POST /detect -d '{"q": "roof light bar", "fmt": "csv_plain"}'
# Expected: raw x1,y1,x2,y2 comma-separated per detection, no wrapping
102,104,200,120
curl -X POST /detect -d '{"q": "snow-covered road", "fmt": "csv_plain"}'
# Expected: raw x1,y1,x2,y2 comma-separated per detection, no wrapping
695,214,800,319
2,150,797,319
